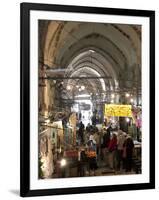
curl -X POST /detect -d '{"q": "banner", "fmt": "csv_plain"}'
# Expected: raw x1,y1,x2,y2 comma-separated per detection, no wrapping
105,104,132,117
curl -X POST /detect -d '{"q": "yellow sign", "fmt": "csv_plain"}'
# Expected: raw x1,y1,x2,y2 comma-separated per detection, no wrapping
105,104,132,117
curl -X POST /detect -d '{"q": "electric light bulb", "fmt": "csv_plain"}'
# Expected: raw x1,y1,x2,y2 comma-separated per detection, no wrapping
67,85,71,90
81,85,85,90
111,99,114,103
61,159,66,167
126,118,130,122
111,94,115,98
125,93,130,97
130,98,134,103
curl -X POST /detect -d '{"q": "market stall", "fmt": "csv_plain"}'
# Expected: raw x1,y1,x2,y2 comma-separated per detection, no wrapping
104,104,142,140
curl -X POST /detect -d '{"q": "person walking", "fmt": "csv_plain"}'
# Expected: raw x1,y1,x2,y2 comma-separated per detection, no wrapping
101,128,110,166
86,134,98,175
77,146,87,177
116,130,126,171
123,135,134,172
108,133,117,170
79,121,85,144
93,130,100,157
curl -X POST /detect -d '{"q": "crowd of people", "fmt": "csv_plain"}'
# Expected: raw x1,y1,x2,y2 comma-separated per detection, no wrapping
77,122,135,175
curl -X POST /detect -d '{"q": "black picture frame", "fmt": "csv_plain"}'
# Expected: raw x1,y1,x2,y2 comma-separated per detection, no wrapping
20,2,155,197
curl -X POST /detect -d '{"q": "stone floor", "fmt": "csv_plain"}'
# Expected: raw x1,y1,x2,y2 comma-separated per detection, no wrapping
86,159,136,177
51,158,136,178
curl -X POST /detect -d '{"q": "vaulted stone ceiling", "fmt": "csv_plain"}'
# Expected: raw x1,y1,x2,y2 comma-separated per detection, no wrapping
39,20,141,100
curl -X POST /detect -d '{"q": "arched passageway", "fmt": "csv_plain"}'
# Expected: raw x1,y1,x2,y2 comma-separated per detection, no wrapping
38,20,142,179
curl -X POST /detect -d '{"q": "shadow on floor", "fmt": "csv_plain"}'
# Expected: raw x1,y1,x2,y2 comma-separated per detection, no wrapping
9,190,19,196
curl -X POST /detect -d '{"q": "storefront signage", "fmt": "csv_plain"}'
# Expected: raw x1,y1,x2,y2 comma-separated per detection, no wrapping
105,104,132,117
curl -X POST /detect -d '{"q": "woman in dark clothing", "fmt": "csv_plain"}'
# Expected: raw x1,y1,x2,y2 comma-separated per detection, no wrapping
79,121,85,144
77,148,87,177
123,136,134,172
101,130,111,167
87,136,98,175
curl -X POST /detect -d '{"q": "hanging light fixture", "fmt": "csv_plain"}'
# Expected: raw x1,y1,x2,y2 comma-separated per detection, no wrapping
111,94,115,98
125,93,130,97
66,85,71,90
81,85,85,90
126,118,130,122
130,98,134,103
111,99,114,103
61,159,67,167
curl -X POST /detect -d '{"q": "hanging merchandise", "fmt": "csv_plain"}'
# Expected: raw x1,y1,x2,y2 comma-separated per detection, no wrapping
69,113,77,145
131,107,142,128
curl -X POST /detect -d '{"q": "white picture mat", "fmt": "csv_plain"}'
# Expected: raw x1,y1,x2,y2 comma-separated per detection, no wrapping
30,10,150,190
